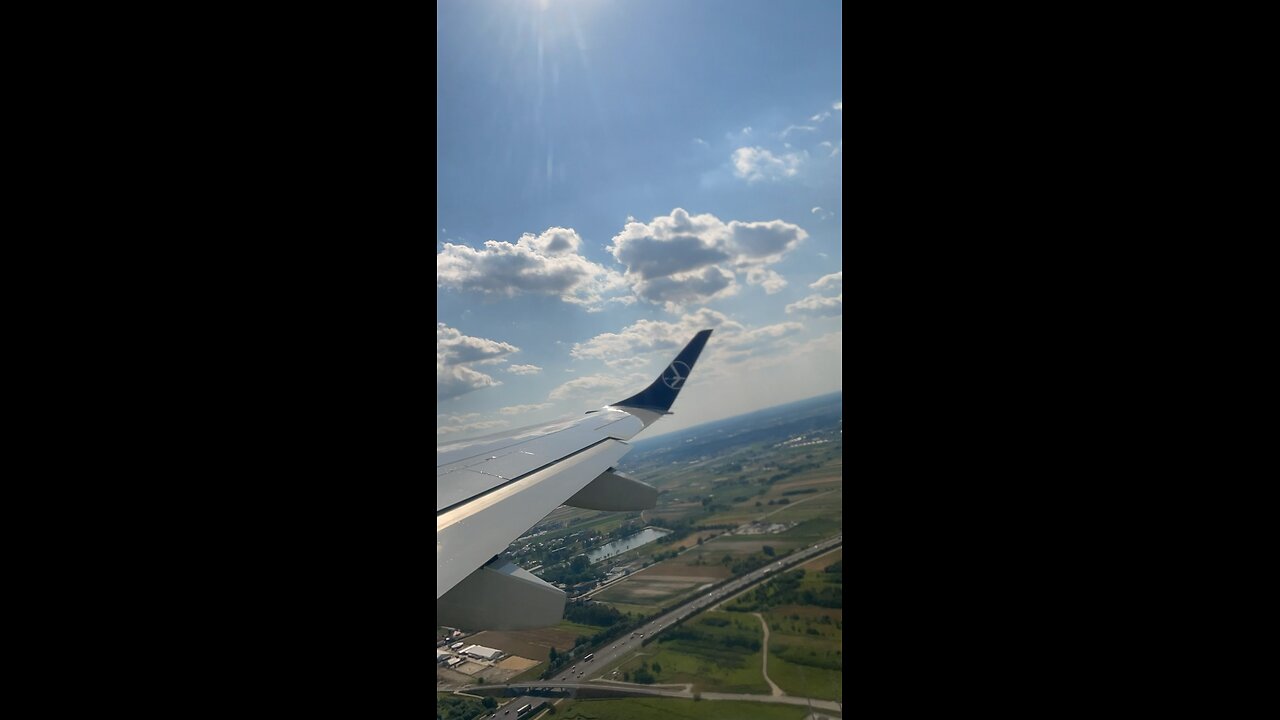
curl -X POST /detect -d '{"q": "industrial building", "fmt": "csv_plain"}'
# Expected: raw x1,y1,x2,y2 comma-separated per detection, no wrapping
459,644,502,661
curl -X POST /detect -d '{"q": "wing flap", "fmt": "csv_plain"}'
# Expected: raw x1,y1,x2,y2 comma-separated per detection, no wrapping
437,560,566,631
566,469,658,511
436,438,631,599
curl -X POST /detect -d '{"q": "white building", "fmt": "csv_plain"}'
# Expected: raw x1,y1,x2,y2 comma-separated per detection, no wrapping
460,644,503,661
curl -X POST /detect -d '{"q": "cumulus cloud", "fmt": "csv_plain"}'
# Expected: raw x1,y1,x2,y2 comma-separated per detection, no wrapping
746,267,787,294
498,403,553,415
810,111,831,122
731,147,804,182
693,137,709,147
811,272,842,291
786,293,843,317
437,323,518,364
437,323,520,401
438,364,501,402
607,209,808,306
833,101,842,110
571,308,743,365
436,227,625,307
505,364,542,375
632,266,737,307
548,372,648,402
570,308,803,371
830,141,841,157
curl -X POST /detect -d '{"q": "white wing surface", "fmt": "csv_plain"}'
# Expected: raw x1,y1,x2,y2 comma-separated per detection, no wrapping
436,329,712,630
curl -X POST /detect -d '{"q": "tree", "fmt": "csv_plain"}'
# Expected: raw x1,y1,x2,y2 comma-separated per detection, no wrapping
651,662,661,674
623,671,630,681
570,555,590,573
763,545,775,557
482,697,497,709
549,647,558,663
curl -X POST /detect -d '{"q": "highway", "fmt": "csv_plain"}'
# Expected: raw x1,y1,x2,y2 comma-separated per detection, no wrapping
475,533,842,717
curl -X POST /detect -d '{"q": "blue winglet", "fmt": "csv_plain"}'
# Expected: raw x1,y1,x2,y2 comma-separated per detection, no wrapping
614,329,713,413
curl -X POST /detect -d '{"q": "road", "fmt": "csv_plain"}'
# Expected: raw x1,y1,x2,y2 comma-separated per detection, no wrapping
469,680,843,712
471,533,842,716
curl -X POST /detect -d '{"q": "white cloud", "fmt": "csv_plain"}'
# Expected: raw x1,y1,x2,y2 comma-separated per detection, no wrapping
785,293,843,317
607,208,808,307
693,137,709,147
437,323,520,401
810,272,842,291
498,403,553,415
833,101,842,110
437,323,518,364
810,111,831,122
830,141,842,157
810,207,834,220
633,266,738,307
811,207,822,214
438,363,501,401
506,364,543,375
746,267,787,294
570,308,803,371
571,308,743,365
819,141,832,148
436,227,625,308
781,124,817,138
548,372,649,403
731,147,804,182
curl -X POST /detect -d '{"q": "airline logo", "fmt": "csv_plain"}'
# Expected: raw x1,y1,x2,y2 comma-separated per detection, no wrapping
662,360,691,390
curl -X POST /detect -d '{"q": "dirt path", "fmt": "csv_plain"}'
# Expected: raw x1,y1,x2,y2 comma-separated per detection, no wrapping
753,612,785,697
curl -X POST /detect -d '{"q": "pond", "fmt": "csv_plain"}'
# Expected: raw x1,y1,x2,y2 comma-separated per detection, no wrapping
586,527,672,563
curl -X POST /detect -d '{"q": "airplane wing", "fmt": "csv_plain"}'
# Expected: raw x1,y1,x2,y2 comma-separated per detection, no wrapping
436,329,713,630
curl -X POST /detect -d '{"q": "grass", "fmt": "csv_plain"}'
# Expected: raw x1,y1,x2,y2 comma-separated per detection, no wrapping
765,645,843,701
629,611,770,694
757,565,843,701
556,697,824,719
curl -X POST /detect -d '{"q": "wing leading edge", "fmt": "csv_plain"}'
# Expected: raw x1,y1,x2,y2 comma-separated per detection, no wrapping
436,329,713,630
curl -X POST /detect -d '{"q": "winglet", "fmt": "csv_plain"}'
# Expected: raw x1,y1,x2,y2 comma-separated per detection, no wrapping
614,329,713,413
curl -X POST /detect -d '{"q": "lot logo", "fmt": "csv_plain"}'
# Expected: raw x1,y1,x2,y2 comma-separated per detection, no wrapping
662,360,691,389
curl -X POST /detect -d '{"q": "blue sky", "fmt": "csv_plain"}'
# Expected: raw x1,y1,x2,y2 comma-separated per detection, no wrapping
438,0,842,438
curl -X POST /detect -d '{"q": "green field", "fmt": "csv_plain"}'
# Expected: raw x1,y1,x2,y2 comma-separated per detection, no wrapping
556,697,827,719
753,561,844,701
601,611,769,694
